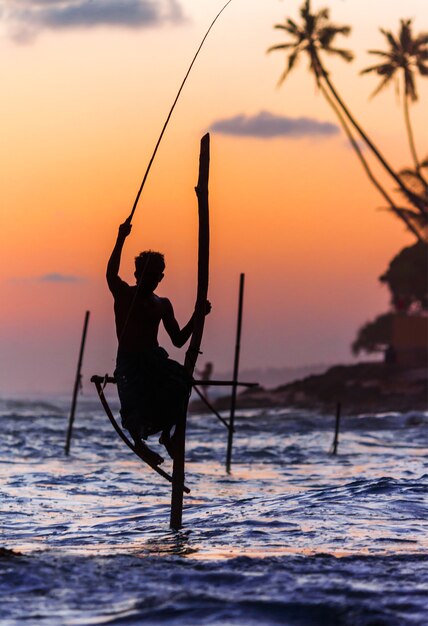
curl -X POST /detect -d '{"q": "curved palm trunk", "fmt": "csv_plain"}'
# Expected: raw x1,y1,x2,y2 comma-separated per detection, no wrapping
314,53,426,215
319,82,422,241
403,86,428,188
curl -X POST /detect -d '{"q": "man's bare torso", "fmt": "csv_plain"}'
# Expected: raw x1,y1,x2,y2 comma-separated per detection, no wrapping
113,280,168,352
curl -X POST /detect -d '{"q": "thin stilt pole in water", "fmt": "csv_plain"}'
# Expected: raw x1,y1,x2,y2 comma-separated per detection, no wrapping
331,401,341,456
170,134,210,530
226,273,245,473
65,310,90,455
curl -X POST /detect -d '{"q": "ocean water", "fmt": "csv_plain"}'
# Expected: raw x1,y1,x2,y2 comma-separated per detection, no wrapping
0,393,427,626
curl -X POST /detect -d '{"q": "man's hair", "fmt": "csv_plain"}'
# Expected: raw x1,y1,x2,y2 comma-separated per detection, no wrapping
135,250,165,278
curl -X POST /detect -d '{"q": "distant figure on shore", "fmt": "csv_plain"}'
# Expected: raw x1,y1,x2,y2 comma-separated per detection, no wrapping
384,344,397,365
195,361,213,401
107,219,211,464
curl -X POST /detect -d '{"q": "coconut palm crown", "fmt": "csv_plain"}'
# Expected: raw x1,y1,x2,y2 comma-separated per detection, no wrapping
361,19,428,176
267,0,354,85
361,19,428,100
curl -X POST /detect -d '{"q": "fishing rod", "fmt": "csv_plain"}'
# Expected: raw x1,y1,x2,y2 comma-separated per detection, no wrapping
126,0,234,224
118,1,233,344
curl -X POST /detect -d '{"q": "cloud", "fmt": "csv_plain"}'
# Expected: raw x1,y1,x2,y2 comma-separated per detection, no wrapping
209,111,339,139
39,273,83,283
7,272,85,283
2,0,185,43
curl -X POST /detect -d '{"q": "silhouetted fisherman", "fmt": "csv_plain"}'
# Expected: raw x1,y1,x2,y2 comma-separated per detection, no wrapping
107,220,211,465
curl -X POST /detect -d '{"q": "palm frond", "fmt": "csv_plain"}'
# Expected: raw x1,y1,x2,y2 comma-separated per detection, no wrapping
379,28,400,52
267,43,297,53
370,73,395,98
326,24,351,37
317,27,336,47
273,22,297,36
417,61,428,76
317,8,330,21
360,62,391,76
360,66,377,76
413,32,428,47
300,0,311,21
399,19,413,51
366,49,391,58
361,62,395,77
318,25,351,48
323,46,354,62
285,18,300,33
277,48,301,86
394,207,425,220
399,164,428,199
400,168,428,192
400,168,423,180
305,13,316,38
386,207,428,242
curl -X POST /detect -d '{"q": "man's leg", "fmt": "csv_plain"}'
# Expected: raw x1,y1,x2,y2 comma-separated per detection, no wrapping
123,409,164,466
129,427,164,465
159,428,178,460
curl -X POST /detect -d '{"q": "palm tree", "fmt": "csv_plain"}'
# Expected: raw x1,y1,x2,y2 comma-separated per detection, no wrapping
361,19,428,180
267,0,426,237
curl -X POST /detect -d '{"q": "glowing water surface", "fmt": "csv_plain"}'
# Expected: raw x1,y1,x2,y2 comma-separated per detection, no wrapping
0,397,427,625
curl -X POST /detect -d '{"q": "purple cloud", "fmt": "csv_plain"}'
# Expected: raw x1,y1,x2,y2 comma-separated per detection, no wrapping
210,111,339,139
3,0,185,43
39,273,83,283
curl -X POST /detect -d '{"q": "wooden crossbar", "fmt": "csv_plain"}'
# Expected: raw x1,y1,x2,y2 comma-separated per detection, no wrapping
90,374,258,389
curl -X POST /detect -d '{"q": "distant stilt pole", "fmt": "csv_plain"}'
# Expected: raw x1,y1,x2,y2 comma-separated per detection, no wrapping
331,401,341,456
170,134,210,530
65,310,90,455
226,273,245,473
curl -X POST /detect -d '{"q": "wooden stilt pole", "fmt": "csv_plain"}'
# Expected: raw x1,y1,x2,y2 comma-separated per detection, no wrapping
170,134,210,530
225,273,245,473
65,310,90,455
331,401,341,456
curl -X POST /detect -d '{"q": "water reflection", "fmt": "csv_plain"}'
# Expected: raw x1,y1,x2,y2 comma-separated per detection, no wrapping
1,402,427,561
1,401,428,626
137,530,198,557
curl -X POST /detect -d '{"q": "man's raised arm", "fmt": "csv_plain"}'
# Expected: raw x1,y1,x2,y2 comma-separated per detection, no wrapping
106,220,132,291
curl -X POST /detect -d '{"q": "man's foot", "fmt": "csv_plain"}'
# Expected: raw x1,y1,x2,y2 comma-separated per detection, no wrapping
132,438,164,466
159,430,177,460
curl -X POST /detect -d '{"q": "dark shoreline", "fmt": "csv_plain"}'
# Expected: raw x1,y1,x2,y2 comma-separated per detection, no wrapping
190,362,427,415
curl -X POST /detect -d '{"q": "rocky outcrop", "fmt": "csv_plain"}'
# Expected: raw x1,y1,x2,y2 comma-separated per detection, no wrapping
190,362,427,415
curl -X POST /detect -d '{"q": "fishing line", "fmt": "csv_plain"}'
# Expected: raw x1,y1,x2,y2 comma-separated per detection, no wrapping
126,0,234,223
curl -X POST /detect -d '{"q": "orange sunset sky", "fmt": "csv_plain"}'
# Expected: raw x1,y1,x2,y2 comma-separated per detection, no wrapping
1,0,427,394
